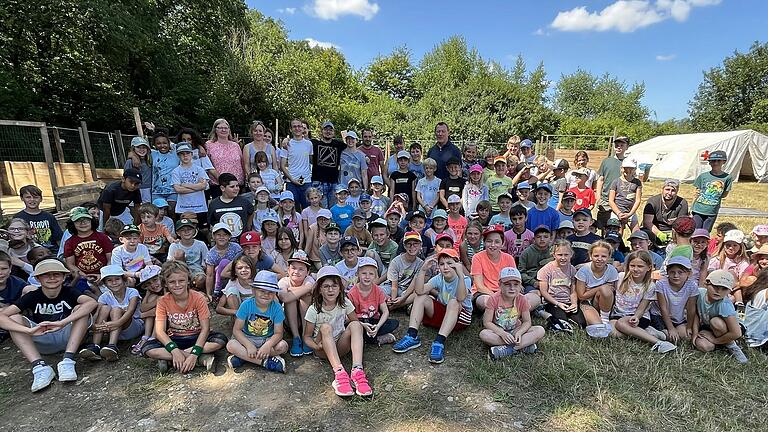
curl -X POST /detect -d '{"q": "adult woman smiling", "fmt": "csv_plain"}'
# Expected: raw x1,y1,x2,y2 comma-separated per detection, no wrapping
242,120,278,174
206,119,245,199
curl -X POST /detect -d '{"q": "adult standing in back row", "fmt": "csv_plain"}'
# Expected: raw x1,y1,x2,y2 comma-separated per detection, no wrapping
359,128,388,187
311,121,345,208
206,119,245,200
281,119,314,211
595,136,629,233
427,122,462,180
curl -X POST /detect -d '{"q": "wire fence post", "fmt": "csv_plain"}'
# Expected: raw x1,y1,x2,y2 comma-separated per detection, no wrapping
39,123,58,193
114,130,126,166
52,127,65,163
80,121,98,180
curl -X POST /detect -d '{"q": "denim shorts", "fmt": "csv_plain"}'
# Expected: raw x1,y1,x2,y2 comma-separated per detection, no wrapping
118,318,145,341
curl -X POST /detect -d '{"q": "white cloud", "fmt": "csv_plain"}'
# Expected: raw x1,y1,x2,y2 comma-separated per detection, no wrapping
656,54,676,61
304,38,340,50
305,0,380,21
550,0,720,33
533,28,549,36
277,7,296,14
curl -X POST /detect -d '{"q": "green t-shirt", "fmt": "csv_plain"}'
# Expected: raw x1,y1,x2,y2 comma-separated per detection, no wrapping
485,174,514,212
371,239,399,268
597,156,622,206
692,171,732,216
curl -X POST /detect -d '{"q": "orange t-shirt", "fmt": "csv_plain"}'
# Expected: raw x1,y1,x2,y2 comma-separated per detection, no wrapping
470,250,516,294
140,223,171,255
156,290,210,337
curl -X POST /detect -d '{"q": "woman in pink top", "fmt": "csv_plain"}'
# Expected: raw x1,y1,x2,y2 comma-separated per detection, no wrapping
206,118,245,198
471,224,517,312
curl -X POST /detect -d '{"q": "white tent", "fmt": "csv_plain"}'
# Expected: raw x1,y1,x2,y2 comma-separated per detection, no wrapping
626,129,768,183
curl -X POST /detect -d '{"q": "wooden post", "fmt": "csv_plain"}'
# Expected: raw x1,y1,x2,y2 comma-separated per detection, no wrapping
39,124,59,203
274,119,279,147
52,127,65,163
132,107,144,138
80,121,98,180
114,130,126,166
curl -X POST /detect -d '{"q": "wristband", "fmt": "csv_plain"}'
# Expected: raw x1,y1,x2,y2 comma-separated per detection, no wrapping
165,341,178,353
191,345,203,356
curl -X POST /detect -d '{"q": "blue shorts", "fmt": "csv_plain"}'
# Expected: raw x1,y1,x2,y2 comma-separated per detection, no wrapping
119,318,145,341
24,316,92,355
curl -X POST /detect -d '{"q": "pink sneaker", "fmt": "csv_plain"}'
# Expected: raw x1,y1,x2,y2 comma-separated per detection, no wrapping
350,368,373,396
332,369,354,397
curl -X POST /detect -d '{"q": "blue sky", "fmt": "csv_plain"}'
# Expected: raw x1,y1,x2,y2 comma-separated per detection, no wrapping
250,1,767,120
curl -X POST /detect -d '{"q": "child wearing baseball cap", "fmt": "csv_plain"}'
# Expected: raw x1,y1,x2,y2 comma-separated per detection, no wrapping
691,150,732,232
692,270,747,363
480,267,545,360
347,257,399,345
392,247,472,364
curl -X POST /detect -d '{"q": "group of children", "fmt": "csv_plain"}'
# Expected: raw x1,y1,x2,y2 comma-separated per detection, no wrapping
1,136,766,398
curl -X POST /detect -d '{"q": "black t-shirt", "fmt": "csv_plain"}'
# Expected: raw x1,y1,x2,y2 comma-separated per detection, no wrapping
390,170,418,202
207,195,254,237
567,232,603,266
97,181,141,216
14,210,63,252
14,286,84,323
0,275,27,305
643,194,689,232
439,176,466,208
311,138,346,182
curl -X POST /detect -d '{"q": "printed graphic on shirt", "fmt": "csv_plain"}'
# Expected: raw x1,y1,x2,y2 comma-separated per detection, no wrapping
219,211,244,237
75,240,107,273
698,180,725,206
247,316,272,337
495,305,520,332
167,310,201,335
28,221,52,245
317,144,338,168
35,300,74,317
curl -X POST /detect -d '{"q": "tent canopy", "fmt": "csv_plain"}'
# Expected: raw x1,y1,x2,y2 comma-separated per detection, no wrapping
626,129,768,183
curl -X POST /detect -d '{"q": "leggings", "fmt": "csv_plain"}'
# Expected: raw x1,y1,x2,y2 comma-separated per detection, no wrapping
544,303,587,329
693,212,717,233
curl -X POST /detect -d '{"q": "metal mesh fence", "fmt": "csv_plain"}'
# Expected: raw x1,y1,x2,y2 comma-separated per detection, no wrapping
0,124,46,162
46,127,87,163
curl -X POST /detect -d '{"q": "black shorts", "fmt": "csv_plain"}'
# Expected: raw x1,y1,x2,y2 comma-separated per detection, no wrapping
472,292,490,311
610,314,651,329
595,205,612,230
649,313,685,331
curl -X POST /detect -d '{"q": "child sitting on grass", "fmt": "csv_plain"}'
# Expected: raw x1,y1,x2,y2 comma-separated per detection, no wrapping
132,265,163,355
692,270,748,363
480,267,545,360
347,257,398,346
79,265,144,362
110,224,152,286
392,248,472,364
226,271,288,373
278,251,316,357
303,266,373,397
538,240,584,332
141,261,228,372
215,255,256,317
575,241,619,338
167,218,208,292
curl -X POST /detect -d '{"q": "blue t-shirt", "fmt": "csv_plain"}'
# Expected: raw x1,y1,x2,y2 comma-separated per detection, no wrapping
415,177,441,211
692,171,733,216
339,148,367,187
331,204,355,232
525,206,560,232
256,254,275,271
236,297,285,338
204,243,243,267
428,274,473,313
489,213,513,231
151,149,180,196
0,275,27,305
567,232,603,266
409,162,426,180
696,287,737,326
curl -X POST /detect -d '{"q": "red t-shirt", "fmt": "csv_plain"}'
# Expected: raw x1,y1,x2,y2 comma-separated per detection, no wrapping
64,231,114,274
360,145,385,181
347,284,387,320
156,290,210,337
569,186,596,211
448,215,468,249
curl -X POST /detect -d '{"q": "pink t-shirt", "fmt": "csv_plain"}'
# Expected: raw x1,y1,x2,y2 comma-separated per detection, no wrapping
486,292,530,331
360,145,385,181
448,215,468,249
207,140,244,184
504,228,534,259
707,256,749,279
301,207,322,227
347,284,387,320
537,261,577,304
470,250,516,294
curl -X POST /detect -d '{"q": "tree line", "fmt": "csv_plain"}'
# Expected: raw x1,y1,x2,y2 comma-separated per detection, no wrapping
1,0,766,141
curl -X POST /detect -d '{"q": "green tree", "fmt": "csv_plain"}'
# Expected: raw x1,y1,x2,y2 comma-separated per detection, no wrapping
689,42,768,130
364,46,418,101
553,70,649,123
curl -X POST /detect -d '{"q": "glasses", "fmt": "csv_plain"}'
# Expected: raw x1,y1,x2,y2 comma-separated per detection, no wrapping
320,283,338,290
216,126,229,130
7,227,26,232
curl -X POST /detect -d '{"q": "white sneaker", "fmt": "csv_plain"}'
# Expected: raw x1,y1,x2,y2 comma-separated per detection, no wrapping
57,358,78,382
725,341,748,364
645,326,667,341
651,341,677,354
586,323,612,338
31,364,55,392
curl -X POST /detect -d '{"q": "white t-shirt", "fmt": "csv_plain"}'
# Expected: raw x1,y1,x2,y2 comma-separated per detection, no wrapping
575,264,619,289
223,279,252,301
110,244,152,273
335,259,360,290
304,298,355,339
98,287,142,319
167,240,209,274
416,176,441,210
284,138,313,181
172,164,209,213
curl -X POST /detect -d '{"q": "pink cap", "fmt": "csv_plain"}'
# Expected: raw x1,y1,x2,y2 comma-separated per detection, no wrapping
752,225,768,236
469,164,483,174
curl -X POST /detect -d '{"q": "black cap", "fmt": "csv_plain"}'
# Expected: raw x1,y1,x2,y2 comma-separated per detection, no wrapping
123,168,142,182
406,210,427,221
562,191,577,201
533,225,551,235
573,208,592,219
446,157,461,166
324,222,341,233
339,236,359,249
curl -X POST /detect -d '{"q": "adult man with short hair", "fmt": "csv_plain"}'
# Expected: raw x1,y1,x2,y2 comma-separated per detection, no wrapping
359,128,388,186
642,179,689,245
595,136,629,233
310,121,345,208
426,122,462,179
281,118,314,210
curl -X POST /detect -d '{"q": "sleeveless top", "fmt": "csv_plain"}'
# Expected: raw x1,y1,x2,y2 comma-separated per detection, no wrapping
246,142,276,173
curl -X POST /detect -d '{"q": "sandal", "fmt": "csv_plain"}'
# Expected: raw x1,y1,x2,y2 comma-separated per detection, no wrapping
131,336,150,355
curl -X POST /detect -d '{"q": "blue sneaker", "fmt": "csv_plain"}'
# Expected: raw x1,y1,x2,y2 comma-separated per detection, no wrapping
290,337,303,357
522,344,538,354
262,356,286,373
489,344,519,360
302,343,313,356
227,355,245,369
392,335,421,353
429,341,445,364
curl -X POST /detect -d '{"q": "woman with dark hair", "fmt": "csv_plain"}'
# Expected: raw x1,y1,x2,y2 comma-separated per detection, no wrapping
242,121,279,173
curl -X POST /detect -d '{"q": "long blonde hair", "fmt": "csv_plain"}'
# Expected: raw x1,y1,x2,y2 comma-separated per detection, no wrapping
617,250,653,295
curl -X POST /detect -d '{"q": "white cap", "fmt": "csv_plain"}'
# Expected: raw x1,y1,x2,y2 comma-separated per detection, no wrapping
499,267,521,282
396,150,411,160
358,257,378,270
100,265,124,280
212,222,233,235
621,158,638,168
723,229,745,244
447,195,461,204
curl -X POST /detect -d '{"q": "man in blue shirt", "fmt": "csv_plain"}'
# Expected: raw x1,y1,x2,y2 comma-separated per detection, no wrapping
426,122,462,179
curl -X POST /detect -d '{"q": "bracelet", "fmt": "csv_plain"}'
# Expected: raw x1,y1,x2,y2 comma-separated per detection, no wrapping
190,345,203,356
165,341,178,353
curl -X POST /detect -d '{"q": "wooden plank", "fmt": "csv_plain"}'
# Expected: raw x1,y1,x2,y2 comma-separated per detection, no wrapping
132,107,144,137
40,124,58,191
51,127,65,163
80,121,98,180
0,120,46,128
